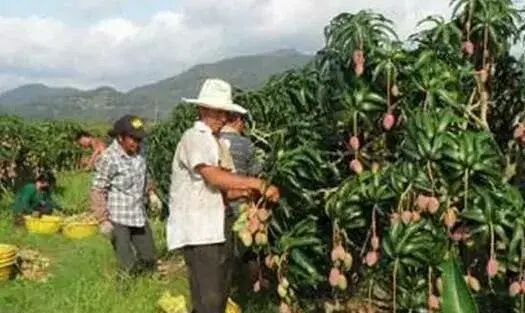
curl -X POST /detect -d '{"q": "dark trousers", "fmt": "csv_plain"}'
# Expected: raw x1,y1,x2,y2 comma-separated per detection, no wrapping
183,213,235,313
110,221,157,275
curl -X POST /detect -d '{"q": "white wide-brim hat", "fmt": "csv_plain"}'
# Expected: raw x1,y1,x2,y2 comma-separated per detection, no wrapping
182,78,248,114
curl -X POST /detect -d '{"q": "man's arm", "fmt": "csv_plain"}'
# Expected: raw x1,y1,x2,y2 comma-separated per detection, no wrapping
85,146,104,170
12,185,36,214
197,165,261,191
44,191,62,211
183,134,279,202
225,189,252,201
89,154,114,223
197,165,279,202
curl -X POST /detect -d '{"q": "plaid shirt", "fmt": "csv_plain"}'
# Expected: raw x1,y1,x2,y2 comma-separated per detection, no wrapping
91,140,148,227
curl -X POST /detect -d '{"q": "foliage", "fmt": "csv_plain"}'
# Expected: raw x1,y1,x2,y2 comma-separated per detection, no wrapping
0,115,101,192
148,0,525,312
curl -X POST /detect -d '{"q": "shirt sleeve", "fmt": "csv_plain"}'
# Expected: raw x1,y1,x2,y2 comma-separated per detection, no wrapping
43,191,62,211
91,152,115,190
12,184,36,214
181,132,217,172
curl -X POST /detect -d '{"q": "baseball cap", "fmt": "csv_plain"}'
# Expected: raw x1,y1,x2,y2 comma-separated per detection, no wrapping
108,115,147,139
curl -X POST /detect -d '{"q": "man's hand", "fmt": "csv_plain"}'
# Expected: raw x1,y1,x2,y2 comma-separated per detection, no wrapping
263,185,280,203
225,189,252,200
99,221,113,238
148,191,163,213
147,180,157,193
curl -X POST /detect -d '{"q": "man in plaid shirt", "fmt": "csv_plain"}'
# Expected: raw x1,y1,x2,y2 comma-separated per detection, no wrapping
89,114,156,277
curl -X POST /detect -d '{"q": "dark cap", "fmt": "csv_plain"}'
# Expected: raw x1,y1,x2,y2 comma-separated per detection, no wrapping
108,115,147,139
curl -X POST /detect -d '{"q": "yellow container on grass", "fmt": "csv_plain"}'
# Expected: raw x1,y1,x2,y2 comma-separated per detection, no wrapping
24,215,62,234
158,292,188,313
0,244,17,260
226,298,241,313
0,256,17,267
63,222,98,239
0,265,15,281
157,292,240,313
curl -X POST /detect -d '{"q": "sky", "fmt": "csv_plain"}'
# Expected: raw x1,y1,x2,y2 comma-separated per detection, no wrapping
0,1,453,93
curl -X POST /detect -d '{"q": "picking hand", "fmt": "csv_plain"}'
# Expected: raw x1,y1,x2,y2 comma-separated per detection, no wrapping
99,221,114,238
264,185,280,203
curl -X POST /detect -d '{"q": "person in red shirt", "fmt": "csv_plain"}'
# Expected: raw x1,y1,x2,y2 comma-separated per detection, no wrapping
75,131,107,170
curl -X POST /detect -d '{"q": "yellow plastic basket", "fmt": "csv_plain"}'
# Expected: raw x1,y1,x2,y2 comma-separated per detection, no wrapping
0,264,15,281
0,255,17,267
0,244,17,260
24,215,62,234
157,292,240,313
63,222,98,239
226,298,241,313
158,292,188,313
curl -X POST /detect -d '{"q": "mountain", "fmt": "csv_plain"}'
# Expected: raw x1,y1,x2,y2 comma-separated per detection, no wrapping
0,49,312,121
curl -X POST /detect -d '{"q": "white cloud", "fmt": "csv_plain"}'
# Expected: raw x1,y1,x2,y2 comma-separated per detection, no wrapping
0,1,452,92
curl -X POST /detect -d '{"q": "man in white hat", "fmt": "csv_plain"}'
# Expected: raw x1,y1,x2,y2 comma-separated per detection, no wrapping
167,78,280,313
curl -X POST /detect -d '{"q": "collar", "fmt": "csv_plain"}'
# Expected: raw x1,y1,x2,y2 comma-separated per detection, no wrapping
221,125,239,134
110,140,131,159
194,121,213,133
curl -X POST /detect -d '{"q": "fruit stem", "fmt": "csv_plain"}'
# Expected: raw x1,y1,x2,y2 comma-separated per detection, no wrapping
467,2,474,40
393,258,399,313
426,161,435,195
463,170,469,212
482,25,488,70
360,229,372,258
423,91,428,111
520,240,525,313
372,205,377,236
489,223,495,287
396,184,413,213
427,266,433,312
332,220,340,246
387,72,391,110
367,278,374,311
352,111,358,141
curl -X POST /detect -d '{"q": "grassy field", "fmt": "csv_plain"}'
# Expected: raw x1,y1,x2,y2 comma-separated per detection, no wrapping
0,172,276,313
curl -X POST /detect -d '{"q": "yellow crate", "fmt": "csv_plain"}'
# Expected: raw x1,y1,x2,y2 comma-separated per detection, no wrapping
226,298,241,313
63,222,98,239
0,255,17,267
0,244,17,260
24,215,62,234
157,292,241,313
158,292,188,313
0,264,15,281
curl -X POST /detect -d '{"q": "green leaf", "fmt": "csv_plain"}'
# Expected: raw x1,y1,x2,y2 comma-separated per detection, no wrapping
290,249,323,281
440,257,479,313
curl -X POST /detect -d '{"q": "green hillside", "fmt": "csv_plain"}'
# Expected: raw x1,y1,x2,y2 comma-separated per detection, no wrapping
0,49,312,121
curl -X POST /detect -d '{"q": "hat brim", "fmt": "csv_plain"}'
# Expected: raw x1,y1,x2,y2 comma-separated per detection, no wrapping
182,98,247,114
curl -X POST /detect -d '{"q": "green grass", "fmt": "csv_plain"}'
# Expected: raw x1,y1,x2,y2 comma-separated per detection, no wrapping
0,171,276,313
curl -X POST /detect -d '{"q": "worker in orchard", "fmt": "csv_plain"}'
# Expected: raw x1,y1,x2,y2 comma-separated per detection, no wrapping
89,115,157,278
75,130,106,171
167,78,280,313
220,110,263,290
11,172,63,227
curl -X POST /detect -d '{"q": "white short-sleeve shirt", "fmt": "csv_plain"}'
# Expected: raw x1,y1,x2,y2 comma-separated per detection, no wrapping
166,121,225,250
